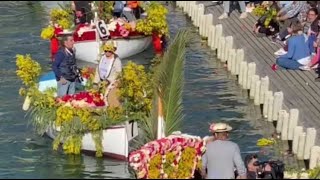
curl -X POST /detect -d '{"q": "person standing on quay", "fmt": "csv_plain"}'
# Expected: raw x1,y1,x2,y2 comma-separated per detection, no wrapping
218,1,248,20
201,122,247,179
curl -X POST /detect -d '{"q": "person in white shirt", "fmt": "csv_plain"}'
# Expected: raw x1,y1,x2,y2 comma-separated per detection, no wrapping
93,42,122,106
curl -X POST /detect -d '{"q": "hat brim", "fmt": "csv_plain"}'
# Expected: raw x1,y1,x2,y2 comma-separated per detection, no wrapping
214,126,232,133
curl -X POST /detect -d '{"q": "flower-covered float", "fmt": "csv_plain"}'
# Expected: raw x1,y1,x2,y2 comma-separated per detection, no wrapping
16,53,153,159
129,133,206,179
40,2,169,63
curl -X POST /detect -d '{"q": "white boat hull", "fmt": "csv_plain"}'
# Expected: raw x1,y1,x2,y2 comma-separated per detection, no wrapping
46,121,138,160
74,34,152,64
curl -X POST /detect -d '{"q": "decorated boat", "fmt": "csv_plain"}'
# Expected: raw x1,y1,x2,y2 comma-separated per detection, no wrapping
36,71,138,160
40,1,168,63
16,52,153,159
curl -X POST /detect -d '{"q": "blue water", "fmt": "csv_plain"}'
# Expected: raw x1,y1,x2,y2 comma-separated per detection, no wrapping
0,2,274,178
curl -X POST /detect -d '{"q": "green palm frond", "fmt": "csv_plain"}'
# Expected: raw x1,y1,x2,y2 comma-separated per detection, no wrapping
131,29,190,149
153,29,190,136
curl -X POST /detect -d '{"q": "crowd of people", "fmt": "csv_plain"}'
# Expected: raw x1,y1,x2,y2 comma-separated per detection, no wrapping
216,1,320,82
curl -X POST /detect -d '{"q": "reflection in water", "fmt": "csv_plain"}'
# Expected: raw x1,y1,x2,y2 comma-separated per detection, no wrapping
0,1,274,178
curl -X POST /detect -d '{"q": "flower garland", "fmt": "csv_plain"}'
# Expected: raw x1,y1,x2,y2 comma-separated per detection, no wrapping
129,134,206,179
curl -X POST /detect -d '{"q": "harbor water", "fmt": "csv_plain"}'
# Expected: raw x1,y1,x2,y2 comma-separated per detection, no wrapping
0,2,275,178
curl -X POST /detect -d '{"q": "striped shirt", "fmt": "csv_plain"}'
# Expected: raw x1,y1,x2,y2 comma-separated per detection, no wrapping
283,1,310,22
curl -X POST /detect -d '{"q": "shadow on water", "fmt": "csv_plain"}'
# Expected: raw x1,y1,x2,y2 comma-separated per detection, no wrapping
0,1,275,178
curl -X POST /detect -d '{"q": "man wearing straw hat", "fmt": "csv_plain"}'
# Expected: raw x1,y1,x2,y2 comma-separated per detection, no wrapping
93,41,122,107
201,122,247,179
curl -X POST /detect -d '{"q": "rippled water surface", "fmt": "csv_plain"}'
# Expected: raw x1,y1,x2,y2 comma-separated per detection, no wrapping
0,2,275,178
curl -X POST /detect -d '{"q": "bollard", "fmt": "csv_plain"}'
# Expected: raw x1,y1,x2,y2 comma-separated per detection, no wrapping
238,60,244,85
250,75,259,99
185,2,190,13
304,128,317,160
235,49,244,75
218,37,225,60
293,126,303,154
272,91,284,121
196,4,205,27
310,146,320,169
297,132,306,160
222,36,233,62
199,14,205,36
281,111,289,140
260,76,269,105
208,25,215,47
191,3,197,21
267,94,274,122
227,49,235,72
288,109,299,140
240,61,248,87
209,25,216,50
254,80,261,106
231,50,238,75
246,62,256,90
220,37,227,62
204,14,213,37
263,91,272,119
191,1,197,16
214,24,223,50
276,110,285,134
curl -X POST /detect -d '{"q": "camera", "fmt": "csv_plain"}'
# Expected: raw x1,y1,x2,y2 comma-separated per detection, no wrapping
254,160,285,179
71,65,83,82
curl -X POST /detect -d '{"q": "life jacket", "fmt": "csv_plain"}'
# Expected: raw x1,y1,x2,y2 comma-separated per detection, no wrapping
128,1,139,9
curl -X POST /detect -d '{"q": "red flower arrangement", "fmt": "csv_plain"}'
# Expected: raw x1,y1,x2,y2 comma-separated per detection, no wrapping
57,91,106,108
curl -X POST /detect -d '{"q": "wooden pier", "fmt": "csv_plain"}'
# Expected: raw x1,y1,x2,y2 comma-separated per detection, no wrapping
177,1,320,171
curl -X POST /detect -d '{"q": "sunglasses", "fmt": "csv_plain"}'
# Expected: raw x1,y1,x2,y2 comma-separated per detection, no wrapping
104,50,113,53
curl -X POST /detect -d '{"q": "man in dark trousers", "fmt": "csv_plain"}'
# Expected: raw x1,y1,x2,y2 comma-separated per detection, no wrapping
52,34,78,97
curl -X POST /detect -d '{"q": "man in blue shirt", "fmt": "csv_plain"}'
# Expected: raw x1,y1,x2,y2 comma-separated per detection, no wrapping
52,34,78,97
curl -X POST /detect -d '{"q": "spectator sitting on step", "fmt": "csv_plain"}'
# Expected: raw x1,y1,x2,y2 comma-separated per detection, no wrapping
290,7,320,71
272,1,310,43
272,22,311,71
275,7,320,57
303,8,320,54
218,1,248,20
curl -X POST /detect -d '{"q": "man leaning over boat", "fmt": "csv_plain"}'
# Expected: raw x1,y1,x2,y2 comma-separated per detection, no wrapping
93,42,122,107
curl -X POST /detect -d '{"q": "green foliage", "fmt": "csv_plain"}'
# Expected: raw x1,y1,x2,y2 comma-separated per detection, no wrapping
133,29,190,147
153,29,190,136
98,1,114,22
